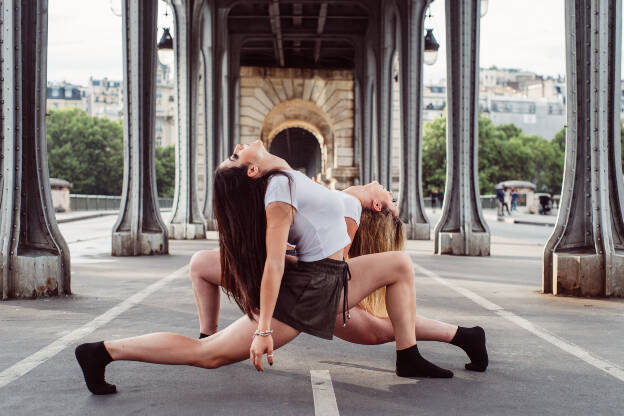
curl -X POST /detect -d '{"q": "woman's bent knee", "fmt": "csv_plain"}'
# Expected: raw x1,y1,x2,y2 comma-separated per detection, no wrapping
392,251,413,277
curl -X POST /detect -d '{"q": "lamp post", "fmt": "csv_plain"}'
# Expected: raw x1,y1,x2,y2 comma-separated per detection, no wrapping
424,28,440,66
157,28,175,67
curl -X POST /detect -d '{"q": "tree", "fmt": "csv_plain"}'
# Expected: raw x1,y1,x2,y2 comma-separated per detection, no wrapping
155,145,175,198
47,108,176,197
421,114,566,195
47,108,123,195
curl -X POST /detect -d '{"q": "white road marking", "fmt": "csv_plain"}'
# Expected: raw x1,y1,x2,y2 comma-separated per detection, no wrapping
411,262,624,383
310,370,340,416
0,265,189,389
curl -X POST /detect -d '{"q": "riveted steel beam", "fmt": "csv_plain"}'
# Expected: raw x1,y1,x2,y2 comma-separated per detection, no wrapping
396,0,431,240
0,0,71,298
543,0,624,296
375,0,396,190
112,0,169,256
169,0,207,239
434,0,490,256
199,0,218,229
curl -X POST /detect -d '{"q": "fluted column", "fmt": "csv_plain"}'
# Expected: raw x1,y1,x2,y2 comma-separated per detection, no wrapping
357,40,376,185
375,0,396,189
112,0,169,256
543,0,624,296
434,0,490,256
396,0,431,240
169,0,206,239
199,0,217,229
0,0,70,298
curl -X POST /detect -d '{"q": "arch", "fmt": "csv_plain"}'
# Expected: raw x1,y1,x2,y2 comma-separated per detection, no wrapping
270,127,323,178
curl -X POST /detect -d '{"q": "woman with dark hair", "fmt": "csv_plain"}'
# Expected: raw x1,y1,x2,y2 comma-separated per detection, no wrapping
190,202,487,361
75,140,486,395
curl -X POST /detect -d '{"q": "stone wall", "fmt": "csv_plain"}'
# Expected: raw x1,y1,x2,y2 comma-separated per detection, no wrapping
239,66,357,189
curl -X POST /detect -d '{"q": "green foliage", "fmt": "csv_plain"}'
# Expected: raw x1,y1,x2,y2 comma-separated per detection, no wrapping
46,108,176,197
421,114,567,195
155,145,175,198
47,108,123,195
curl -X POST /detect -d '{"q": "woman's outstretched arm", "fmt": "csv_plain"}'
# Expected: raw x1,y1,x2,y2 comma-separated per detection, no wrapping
250,201,294,371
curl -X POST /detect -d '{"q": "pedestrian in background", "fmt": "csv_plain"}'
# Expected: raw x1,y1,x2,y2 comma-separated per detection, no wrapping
511,188,518,212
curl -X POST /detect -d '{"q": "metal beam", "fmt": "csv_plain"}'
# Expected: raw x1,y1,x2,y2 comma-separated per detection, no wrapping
434,0,490,256
543,0,624,296
112,0,169,256
396,0,431,240
0,0,71,298
314,2,328,62
269,0,286,66
168,0,206,239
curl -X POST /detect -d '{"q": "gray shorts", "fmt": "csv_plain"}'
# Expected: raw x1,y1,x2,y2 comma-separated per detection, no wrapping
273,258,351,340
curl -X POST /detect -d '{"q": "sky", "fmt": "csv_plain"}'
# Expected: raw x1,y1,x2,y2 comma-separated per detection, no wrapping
48,0,577,86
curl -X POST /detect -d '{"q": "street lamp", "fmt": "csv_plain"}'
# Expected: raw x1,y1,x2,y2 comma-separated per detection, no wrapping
157,28,174,67
110,0,122,17
424,29,440,66
481,0,489,17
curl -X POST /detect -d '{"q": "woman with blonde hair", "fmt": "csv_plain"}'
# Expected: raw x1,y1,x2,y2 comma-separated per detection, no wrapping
76,140,486,395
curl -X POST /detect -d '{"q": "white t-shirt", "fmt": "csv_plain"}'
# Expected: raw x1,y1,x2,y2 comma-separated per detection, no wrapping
336,191,362,226
264,171,351,262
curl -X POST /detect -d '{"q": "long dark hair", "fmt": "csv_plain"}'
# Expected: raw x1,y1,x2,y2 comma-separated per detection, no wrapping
213,165,292,319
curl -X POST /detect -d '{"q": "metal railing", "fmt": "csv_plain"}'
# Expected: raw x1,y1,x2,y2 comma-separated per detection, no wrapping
70,194,173,211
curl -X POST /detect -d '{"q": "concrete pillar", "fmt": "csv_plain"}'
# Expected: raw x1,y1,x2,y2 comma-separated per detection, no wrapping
112,0,169,256
375,1,396,189
434,0,490,256
0,0,71,298
168,0,206,239
396,0,431,240
543,0,624,296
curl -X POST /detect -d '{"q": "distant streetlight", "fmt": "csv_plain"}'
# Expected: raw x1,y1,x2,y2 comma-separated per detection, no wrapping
157,28,174,67
110,0,122,17
481,0,489,17
424,29,440,66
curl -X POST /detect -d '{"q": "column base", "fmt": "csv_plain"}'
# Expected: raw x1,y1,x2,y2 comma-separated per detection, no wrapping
437,232,490,256
10,252,67,298
552,251,624,297
204,218,218,231
405,223,430,240
167,222,206,240
112,231,169,256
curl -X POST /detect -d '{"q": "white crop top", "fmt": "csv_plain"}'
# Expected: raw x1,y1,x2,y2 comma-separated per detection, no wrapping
264,171,351,262
336,191,362,226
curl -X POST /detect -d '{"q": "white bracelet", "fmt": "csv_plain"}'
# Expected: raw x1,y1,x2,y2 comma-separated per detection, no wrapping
253,329,273,338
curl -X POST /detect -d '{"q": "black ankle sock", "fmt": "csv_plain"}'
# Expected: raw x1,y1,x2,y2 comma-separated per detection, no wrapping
199,333,209,339
75,341,117,395
396,344,453,378
450,326,488,372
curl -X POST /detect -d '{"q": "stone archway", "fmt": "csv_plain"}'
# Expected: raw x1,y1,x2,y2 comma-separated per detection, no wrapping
270,127,322,178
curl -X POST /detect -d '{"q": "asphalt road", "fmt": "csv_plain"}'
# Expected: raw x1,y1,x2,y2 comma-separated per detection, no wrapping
0,213,622,415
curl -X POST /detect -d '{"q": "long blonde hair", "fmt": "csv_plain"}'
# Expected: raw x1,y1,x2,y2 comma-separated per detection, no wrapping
349,208,405,318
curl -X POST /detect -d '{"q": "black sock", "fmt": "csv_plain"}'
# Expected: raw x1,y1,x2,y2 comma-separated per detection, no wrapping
75,341,117,395
199,333,209,339
396,344,453,378
450,326,488,372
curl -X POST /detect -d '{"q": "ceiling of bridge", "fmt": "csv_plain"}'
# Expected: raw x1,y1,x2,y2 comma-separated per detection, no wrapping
228,1,368,69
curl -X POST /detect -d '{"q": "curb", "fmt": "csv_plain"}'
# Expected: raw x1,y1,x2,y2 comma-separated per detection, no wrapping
56,212,118,224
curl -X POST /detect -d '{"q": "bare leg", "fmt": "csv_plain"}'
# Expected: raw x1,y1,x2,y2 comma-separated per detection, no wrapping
333,307,457,344
189,250,221,335
104,315,299,368
343,251,453,378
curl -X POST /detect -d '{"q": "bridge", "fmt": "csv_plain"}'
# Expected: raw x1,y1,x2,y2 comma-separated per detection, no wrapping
0,213,622,414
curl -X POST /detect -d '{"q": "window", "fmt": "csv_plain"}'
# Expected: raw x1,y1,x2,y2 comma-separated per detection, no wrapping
156,136,162,147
